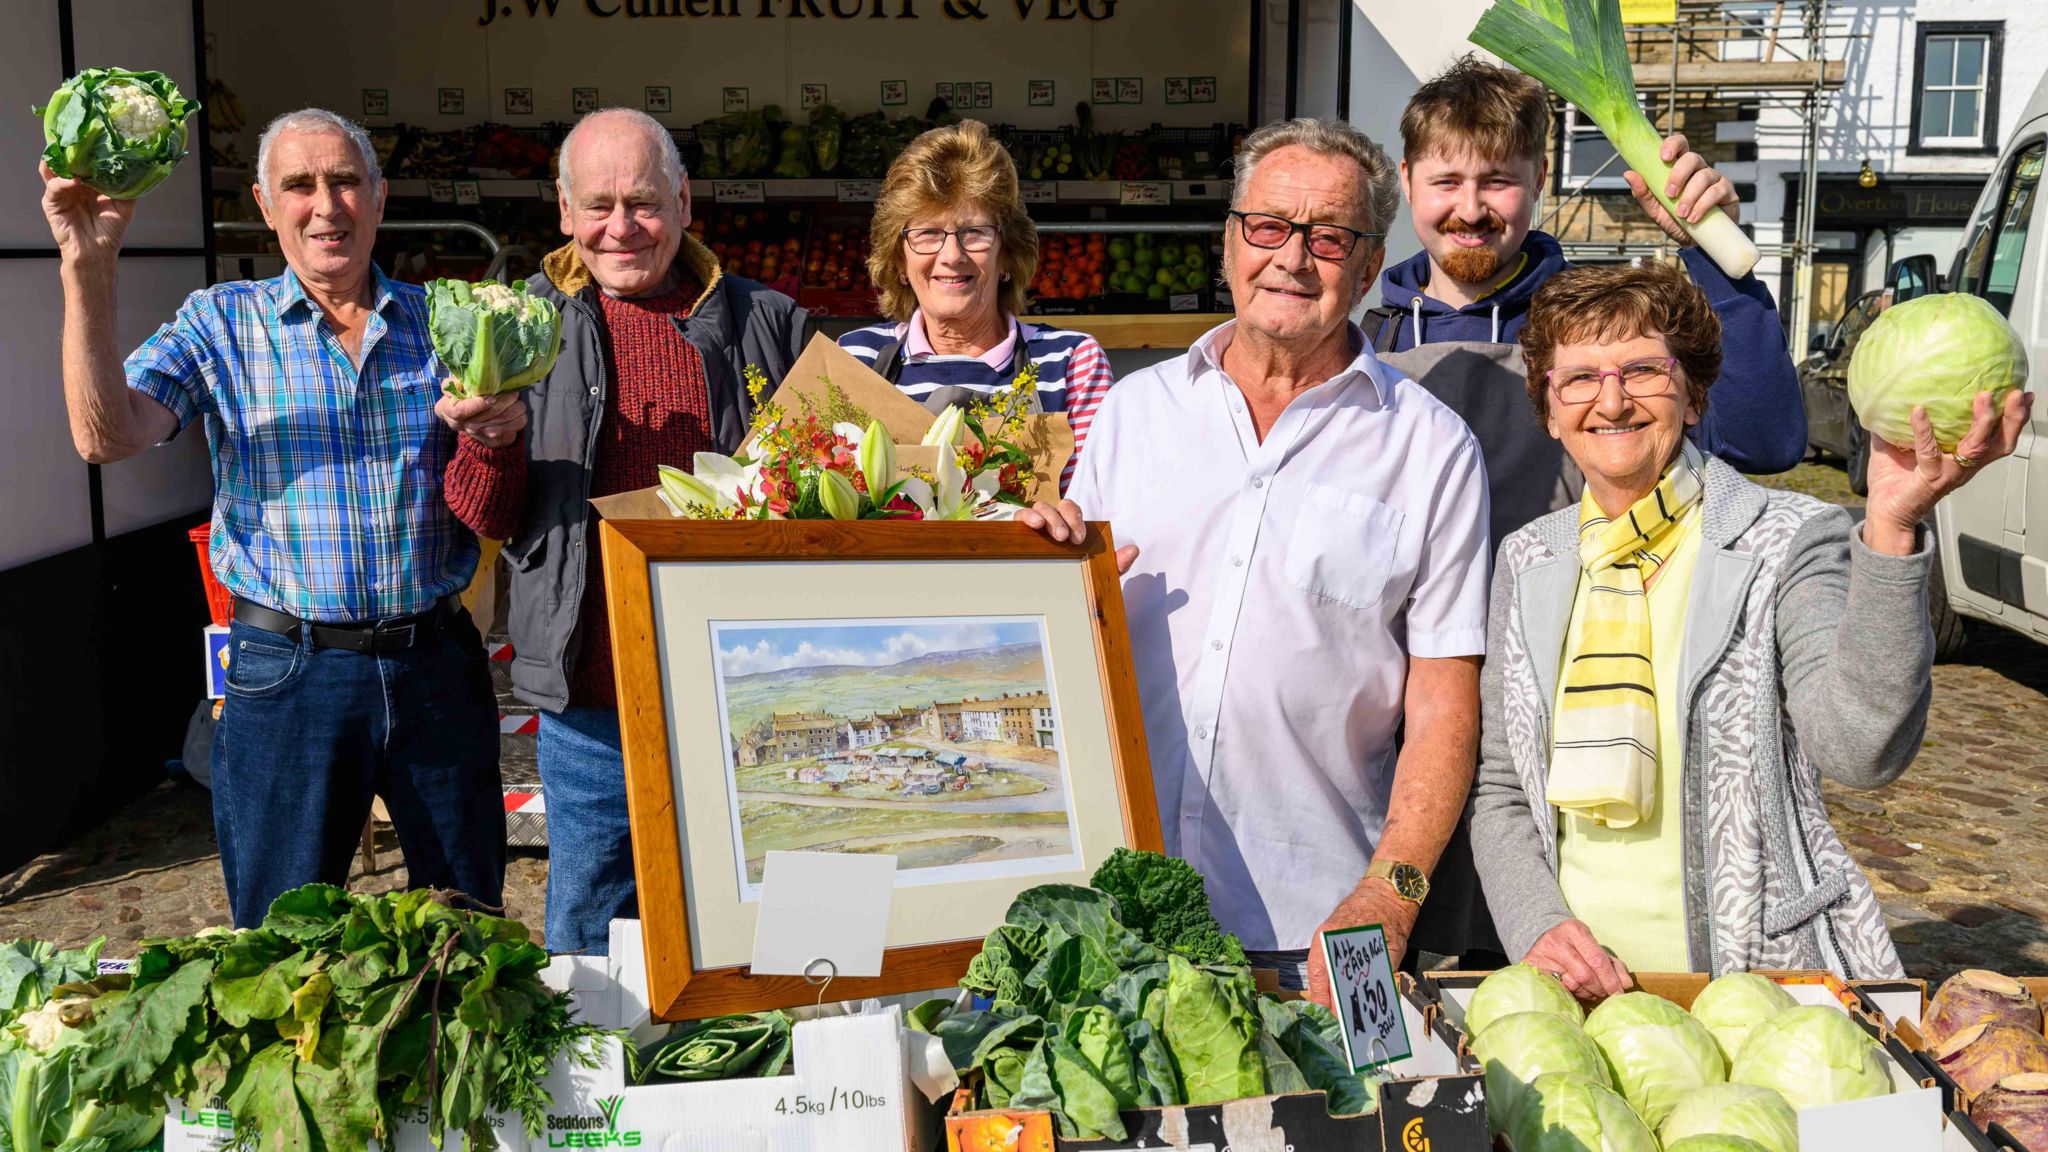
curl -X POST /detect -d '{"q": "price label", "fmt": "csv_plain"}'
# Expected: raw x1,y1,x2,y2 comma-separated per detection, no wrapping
1020,182,1057,204
362,88,389,117
1164,77,1191,105
800,83,827,110
973,81,992,108
427,180,455,204
1028,79,1054,107
645,86,672,114
723,86,749,113
835,181,880,203
503,87,534,116
1091,77,1116,104
936,81,956,104
454,180,482,206
1170,292,1200,312
1321,924,1412,1071
573,86,599,114
437,88,464,116
1115,77,1143,104
1190,75,1218,104
715,181,766,204
1119,181,1171,207
880,79,908,106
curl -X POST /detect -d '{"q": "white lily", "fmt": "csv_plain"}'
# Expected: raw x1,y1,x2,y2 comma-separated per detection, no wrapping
657,464,724,517
921,405,967,448
857,418,895,496
818,469,862,521
834,421,866,445
693,452,767,510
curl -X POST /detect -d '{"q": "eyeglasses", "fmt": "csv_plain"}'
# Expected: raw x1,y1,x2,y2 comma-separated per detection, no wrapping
901,224,1001,255
1545,357,1680,406
1227,210,1382,261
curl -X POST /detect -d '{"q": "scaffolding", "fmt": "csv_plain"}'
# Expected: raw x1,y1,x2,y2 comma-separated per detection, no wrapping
1539,0,1858,352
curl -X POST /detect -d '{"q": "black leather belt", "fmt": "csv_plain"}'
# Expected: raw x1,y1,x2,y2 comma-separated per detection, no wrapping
231,596,455,654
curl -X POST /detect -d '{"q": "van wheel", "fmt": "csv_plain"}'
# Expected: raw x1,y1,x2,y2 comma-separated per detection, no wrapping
1927,532,1968,662
1846,417,1871,498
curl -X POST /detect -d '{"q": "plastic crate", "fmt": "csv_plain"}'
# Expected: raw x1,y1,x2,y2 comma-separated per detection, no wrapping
187,524,231,626
1145,122,1243,180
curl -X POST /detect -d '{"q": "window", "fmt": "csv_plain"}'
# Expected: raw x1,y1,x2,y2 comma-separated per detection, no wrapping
1952,140,2042,317
1911,22,2002,154
1557,106,1631,191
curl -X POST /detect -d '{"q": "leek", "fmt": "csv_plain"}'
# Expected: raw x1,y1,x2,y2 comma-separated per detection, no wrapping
1470,0,1761,278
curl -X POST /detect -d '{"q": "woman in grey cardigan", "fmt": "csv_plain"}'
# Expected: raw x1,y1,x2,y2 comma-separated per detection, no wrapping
1471,262,2029,991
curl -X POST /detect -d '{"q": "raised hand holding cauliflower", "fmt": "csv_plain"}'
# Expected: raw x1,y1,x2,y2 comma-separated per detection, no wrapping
36,68,198,200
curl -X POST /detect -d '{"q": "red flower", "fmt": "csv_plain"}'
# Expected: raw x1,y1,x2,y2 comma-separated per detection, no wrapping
882,494,925,520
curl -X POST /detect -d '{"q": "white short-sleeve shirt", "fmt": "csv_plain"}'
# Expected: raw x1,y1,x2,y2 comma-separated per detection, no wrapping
1067,320,1491,951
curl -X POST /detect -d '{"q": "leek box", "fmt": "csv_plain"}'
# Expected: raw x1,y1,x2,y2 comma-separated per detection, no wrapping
941,974,1488,1152
203,624,229,699
1426,969,1945,1152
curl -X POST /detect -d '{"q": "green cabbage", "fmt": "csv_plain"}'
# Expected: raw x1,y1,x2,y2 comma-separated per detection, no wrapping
1471,1010,1610,1136
1507,1072,1660,1152
35,68,198,199
1463,964,1584,1038
1688,973,1796,1066
1731,1005,1892,1110
1658,1082,1800,1152
1847,292,2028,452
428,279,564,399
1583,991,1727,1127
1664,1137,1773,1152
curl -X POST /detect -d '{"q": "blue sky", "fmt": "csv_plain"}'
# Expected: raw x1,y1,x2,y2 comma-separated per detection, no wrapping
713,616,1042,676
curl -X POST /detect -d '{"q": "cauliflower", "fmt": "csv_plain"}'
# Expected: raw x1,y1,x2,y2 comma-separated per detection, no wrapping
428,278,563,398
102,82,170,139
14,994,93,1052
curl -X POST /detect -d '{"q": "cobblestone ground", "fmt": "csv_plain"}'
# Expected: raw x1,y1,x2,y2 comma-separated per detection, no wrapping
2,459,2043,982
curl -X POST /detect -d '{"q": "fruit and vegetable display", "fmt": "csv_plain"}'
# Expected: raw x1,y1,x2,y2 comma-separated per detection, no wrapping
2,886,611,1152
692,208,807,298
429,278,564,399
803,220,874,300
1848,291,2030,452
1914,969,2048,1147
36,68,200,199
1460,966,1892,1150
915,849,1379,1141
1033,233,1210,306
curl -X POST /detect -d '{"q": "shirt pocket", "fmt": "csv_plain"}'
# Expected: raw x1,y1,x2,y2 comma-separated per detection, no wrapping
1280,482,1405,611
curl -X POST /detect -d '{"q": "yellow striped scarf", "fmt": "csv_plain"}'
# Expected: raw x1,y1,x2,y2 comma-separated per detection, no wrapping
1549,441,1705,828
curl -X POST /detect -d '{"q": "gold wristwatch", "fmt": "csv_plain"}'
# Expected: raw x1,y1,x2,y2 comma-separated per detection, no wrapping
1365,859,1430,904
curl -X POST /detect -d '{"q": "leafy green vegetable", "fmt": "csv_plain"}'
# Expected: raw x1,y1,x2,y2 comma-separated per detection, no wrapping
1162,956,1264,1105
633,1012,792,1084
1658,1082,1799,1152
1463,964,1584,1038
1583,991,1726,1127
1847,292,2029,452
1470,1010,1611,1136
1687,973,1796,1068
0,957,161,1152
1508,1072,1660,1152
1467,0,1758,277
428,279,565,400
1665,1136,1773,1152
1730,1005,1891,1111
35,68,198,199
0,939,104,1019
1089,849,1247,967
64,886,611,1152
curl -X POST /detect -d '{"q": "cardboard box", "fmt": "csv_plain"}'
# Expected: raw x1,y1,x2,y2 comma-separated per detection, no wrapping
1858,974,2048,1150
203,625,230,699
589,334,1074,522
1426,969,1946,1152
942,974,1488,1152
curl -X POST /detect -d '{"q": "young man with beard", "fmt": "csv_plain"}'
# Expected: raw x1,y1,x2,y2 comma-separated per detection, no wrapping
1367,57,1806,968
1370,56,1806,549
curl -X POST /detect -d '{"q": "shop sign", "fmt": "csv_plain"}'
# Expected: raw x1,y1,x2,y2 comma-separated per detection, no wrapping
800,82,827,109
722,85,748,113
645,85,672,112
1027,79,1054,106
504,87,535,115
880,78,908,105
1118,180,1170,206
1814,181,1983,226
1321,923,1412,1071
574,86,600,112
715,180,767,203
438,87,465,115
1114,76,1142,103
1090,77,1116,104
480,0,1122,27
362,88,389,117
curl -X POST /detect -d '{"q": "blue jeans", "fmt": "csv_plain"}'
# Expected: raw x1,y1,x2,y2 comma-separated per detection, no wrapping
211,610,505,928
536,708,638,955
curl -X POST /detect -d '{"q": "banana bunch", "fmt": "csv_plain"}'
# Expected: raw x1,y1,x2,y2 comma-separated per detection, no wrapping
206,79,246,134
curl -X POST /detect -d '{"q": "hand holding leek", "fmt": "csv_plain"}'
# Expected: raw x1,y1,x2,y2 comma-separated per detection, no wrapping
1470,0,1762,278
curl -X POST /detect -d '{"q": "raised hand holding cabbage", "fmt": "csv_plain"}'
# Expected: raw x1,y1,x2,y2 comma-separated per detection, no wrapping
1848,293,2028,453
429,279,564,399
36,68,198,199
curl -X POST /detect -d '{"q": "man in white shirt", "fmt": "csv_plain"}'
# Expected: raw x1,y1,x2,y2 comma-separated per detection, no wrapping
1026,118,1490,1008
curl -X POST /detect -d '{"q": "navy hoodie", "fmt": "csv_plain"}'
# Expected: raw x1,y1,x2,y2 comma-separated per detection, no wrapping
1373,230,1807,476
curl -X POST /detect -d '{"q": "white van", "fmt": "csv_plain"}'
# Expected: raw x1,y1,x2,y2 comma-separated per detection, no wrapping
1887,68,2048,649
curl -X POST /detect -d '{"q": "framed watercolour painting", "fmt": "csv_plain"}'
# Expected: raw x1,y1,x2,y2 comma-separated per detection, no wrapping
598,518,1161,1021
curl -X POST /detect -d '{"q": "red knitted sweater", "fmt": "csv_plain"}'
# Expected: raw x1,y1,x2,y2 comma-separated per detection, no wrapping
444,277,712,708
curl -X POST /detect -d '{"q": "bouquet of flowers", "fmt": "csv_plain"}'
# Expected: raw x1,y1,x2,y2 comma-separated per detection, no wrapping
657,364,1042,521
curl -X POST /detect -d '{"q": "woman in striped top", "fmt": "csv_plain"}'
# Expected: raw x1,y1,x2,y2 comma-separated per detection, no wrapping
837,120,1113,492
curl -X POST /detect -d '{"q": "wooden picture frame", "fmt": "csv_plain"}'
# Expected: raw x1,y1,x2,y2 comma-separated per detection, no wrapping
599,519,1161,1022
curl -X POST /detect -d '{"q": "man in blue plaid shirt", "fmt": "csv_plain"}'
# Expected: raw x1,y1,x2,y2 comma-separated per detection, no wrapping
42,108,506,927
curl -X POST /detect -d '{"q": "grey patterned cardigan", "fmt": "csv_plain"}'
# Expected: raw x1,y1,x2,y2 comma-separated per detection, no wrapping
1469,455,1925,978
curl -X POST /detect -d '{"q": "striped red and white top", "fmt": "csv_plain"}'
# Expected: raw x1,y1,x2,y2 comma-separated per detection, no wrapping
837,313,1115,493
